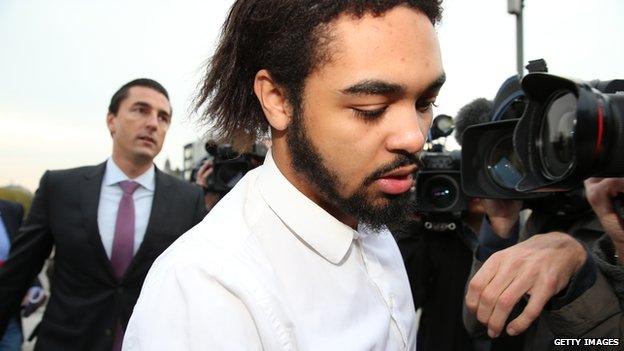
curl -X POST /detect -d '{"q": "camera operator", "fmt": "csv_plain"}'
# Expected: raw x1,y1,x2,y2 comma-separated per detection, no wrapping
463,75,623,349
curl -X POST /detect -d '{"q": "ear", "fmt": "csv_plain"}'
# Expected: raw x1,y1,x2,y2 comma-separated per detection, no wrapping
106,112,116,137
253,69,292,131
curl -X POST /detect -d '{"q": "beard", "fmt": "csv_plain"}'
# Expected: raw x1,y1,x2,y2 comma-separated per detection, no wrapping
285,111,418,230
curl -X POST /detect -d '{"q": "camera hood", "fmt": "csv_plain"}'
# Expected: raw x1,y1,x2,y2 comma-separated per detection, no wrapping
461,119,544,199
514,73,624,192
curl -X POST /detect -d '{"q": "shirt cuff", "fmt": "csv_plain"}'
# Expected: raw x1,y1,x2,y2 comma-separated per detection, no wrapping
548,246,597,310
476,216,519,261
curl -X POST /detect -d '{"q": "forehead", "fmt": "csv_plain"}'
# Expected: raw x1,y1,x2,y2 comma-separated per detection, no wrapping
123,86,171,114
311,6,443,92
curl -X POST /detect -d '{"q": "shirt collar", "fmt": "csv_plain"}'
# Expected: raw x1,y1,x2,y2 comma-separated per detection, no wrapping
103,158,155,191
257,151,356,265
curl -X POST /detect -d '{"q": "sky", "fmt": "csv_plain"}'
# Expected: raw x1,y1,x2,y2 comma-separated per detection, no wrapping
1,0,623,192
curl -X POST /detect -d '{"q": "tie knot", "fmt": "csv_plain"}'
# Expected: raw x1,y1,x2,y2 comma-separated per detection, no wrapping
118,180,140,195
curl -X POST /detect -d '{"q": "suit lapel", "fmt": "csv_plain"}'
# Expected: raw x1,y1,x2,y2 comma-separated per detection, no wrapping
123,167,172,280
81,162,117,280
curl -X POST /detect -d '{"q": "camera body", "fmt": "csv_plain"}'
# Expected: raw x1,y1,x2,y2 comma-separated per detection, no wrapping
416,148,466,214
202,142,267,194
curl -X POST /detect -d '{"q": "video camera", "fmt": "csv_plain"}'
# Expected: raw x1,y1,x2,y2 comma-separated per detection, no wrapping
195,142,268,194
414,115,467,231
462,69,624,198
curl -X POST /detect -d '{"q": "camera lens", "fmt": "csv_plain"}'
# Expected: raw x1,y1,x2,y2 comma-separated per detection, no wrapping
424,175,458,210
538,91,577,180
487,135,524,189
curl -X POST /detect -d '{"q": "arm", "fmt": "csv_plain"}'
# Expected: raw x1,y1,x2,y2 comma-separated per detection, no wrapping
527,177,624,338
0,172,54,333
465,232,589,338
545,265,624,338
463,214,521,336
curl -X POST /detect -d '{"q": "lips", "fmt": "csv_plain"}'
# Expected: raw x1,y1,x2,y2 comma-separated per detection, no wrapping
375,166,417,195
138,136,156,145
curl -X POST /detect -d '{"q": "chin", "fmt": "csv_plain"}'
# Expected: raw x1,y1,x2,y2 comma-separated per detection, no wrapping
133,150,158,163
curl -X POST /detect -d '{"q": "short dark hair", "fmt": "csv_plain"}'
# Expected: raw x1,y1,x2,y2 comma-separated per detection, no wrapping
108,78,170,115
454,98,493,146
195,0,443,151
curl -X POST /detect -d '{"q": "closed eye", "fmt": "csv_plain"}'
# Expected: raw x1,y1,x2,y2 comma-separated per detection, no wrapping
416,100,438,113
351,106,387,120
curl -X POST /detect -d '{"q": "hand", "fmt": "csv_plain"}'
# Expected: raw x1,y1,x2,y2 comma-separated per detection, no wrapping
195,160,214,188
21,286,47,317
465,232,586,338
584,177,624,262
480,199,523,239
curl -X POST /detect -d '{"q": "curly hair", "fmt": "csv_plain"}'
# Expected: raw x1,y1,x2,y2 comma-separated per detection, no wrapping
195,0,443,151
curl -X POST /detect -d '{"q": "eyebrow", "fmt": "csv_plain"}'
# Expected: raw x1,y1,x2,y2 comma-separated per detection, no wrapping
133,101,171,119
340,72,446,97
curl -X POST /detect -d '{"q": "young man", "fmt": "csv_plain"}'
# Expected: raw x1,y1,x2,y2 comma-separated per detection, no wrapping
125,1,445,349
0,79,207,351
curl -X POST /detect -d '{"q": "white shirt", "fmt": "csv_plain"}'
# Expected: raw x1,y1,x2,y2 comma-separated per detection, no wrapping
97,158,155,258
124,152,416,351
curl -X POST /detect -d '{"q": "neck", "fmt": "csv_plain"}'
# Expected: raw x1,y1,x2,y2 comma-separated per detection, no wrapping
111,152,152,179
270,136,358,230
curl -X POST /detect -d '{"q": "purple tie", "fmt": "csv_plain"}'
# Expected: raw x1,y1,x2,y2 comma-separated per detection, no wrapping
111,180,140,351
110,180,140,280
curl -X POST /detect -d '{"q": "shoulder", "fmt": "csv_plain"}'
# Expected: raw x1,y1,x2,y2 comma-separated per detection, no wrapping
127,220,265,348
156,169,202,197
146,169,268,281
44,162,105,183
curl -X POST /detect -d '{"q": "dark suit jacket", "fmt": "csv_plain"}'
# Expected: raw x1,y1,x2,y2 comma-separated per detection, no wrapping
0,162,207,351
0,200,26,332
0,200,24,244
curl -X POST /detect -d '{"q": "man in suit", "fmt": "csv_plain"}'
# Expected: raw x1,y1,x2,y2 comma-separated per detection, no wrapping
0,79,207,351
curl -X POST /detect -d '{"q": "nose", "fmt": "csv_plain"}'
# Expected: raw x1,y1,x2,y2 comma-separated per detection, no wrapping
145,112,159,131
385,108,428,155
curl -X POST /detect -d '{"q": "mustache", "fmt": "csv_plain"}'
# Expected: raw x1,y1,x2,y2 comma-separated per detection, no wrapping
362,152,422,187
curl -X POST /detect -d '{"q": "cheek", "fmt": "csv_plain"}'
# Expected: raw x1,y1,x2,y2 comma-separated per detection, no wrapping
158,128,168,144
304,109,384,187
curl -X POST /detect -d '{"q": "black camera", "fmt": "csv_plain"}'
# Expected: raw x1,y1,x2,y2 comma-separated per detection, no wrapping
415,114,467,216
200,142,267,194
416,150,466,214
461,73,624,197
514,74,624,192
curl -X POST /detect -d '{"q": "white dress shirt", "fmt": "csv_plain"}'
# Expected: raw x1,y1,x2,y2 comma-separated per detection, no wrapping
124,152,416,351
97,158,155,258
